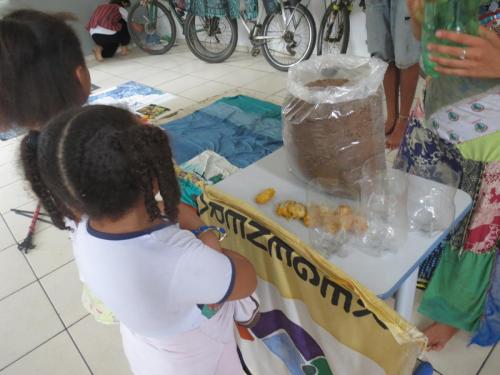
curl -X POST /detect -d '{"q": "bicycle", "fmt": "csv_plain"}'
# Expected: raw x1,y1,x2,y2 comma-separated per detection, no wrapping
128,0,225,55
317,0,365,56
185,0,316,71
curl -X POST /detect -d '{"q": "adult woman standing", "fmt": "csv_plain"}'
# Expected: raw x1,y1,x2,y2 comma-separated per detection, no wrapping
396,0,500,350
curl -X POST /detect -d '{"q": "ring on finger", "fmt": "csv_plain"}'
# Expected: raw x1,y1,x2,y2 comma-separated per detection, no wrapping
459,48,467,60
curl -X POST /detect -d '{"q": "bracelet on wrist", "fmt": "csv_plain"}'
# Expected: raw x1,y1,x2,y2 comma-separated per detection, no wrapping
192,225,227,242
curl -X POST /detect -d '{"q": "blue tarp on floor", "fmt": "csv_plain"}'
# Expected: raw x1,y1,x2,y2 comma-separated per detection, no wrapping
160,95,283,168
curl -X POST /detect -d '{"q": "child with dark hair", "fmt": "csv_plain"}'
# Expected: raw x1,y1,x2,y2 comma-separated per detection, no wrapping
0,10,90,130
87,0,132,61
20,104,257,374
0,10,257,334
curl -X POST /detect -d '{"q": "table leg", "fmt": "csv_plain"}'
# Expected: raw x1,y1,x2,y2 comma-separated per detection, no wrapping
395,269,419,322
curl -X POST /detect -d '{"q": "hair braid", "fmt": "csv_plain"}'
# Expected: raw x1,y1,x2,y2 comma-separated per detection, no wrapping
151,130,180,221
121,125,180,222
20,131,70,229
22,105,180,225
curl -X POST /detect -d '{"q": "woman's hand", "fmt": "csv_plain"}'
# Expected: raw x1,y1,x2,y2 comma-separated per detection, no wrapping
428,27,500,78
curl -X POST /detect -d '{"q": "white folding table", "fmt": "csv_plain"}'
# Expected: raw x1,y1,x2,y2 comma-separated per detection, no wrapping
216,148,472,321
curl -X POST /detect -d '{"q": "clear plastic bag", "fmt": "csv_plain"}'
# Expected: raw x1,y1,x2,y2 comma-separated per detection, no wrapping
283,55,388,189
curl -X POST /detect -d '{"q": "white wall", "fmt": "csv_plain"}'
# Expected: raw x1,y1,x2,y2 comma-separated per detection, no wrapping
236,1,369,57
5,0,370,57
7,0,104,55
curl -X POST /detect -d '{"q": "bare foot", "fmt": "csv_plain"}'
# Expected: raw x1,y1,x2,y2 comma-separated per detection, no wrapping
93,46,103,62
386,116,408,150
385,118,397,136
119,46,129,56
424,322,458,351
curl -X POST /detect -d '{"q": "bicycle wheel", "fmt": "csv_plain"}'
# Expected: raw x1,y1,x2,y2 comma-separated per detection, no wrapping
184,14,238,63
317,3,350,56
128,0,176,55
261,3,316,72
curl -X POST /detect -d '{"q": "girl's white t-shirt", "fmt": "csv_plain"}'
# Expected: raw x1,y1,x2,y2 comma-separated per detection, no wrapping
70,217,235,339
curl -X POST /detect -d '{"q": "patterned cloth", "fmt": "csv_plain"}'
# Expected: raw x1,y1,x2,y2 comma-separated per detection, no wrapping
395,118,484,284
185,0,258,19
395,78,500,342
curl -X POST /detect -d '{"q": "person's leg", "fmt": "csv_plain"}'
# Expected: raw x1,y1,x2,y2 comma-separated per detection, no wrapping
386,63,419,149
424,322,459,351
117,20,131,55
365,0,396,136
91,35,104,61
383,62,400,136
92,34,119,58
385,0,421,149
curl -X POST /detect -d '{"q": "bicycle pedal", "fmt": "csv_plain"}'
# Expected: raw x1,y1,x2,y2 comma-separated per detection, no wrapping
251,47,261,57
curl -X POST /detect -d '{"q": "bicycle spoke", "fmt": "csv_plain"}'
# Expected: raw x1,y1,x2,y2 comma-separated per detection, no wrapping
265,6,312,67
129,2,175,52
191,16,233,55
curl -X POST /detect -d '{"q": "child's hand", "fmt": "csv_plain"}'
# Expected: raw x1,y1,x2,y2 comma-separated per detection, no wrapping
198,231,222,252
177,203,223,252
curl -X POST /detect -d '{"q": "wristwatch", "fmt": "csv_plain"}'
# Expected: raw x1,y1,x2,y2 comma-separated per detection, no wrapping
192,225,227,242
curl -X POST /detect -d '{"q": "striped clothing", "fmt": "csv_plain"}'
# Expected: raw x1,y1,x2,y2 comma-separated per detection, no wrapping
87,4,124,32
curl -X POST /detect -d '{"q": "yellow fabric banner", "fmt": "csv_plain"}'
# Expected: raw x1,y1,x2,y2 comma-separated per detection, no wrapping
199,186,426,375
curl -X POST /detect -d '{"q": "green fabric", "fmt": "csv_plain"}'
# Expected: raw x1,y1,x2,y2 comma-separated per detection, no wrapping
457,131,500,163
419,244,496,331
219,95,281,117
310,358,335,375
179,177,203,208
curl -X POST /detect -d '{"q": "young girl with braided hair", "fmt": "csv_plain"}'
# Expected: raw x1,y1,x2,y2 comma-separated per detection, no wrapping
20,104,257,374
1,9,245,328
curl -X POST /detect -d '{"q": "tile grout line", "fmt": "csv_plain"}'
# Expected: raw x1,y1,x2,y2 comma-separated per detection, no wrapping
476,342,497,374
37,258,76,281
67,313,91,330
0,330,65,372
0,280,38,304
0,214,16,253
65,325,95,375
33,277,95,375
14,240,95,375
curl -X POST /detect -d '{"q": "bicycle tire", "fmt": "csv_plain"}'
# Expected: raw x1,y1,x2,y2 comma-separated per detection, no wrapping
184,14,238,64
261,3,316,72
128,0,176,55
317,4,350,56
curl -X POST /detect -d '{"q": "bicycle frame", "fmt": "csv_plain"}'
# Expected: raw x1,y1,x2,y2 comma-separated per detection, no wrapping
322,0,355,12
239,0,310,42
140,0,185,26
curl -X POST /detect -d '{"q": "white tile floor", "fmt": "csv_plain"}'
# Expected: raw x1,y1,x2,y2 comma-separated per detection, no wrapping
0,45,497,375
